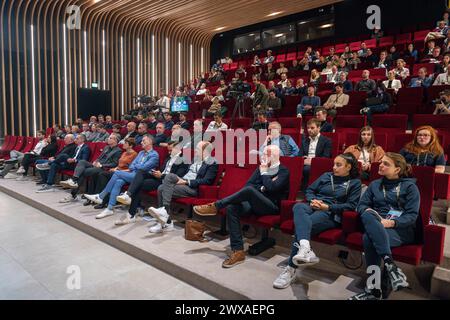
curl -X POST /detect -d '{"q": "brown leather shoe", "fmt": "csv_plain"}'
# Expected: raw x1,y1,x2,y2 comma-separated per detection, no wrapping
193,202,218,216
222,250,246,268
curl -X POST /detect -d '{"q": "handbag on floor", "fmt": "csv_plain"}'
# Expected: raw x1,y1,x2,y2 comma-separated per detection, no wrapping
185,219,209,242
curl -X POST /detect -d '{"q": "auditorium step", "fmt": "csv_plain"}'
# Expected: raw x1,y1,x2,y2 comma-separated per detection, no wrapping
0,179,439,300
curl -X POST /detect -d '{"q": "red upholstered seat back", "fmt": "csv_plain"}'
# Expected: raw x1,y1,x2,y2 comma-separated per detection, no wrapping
309,157,334,186
280,156,304,201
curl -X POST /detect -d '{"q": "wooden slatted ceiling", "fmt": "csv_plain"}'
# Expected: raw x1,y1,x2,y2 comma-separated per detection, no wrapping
0,0,341,137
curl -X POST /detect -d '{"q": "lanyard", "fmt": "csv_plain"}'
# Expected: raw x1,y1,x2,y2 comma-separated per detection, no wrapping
330,176,350,202
382,183,401,209
334,93,342,103
417,153,428,166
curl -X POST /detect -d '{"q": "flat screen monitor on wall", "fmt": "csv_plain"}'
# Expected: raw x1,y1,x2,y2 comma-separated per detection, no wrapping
171,96,189,113
77,88,112,120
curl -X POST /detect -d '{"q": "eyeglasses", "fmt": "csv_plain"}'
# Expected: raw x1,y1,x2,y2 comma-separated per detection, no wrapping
417,134,431,137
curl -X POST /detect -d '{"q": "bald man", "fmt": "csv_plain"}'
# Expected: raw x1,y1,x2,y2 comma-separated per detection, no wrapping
193,145,290,268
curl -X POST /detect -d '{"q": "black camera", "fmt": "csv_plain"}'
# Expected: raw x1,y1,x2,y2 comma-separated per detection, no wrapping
228,79,251,96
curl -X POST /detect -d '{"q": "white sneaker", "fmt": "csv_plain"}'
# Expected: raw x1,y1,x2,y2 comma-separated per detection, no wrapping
84,194,103,205
15,175,29,181
59,194,77,203
36,163,50,170
292,240,319,266
60,178,78,189
4,173,17,179
36,184,54,193
273,266,297,289
116,193,131,205
114,213,136,225
148,221,174,234
95,208,114,219
148,207,169,224
16,167,25,174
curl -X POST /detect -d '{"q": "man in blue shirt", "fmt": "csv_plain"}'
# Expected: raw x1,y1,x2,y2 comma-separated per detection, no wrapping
409,67,433,88
297,86,321,117
259,121,299,157
85,134,159,219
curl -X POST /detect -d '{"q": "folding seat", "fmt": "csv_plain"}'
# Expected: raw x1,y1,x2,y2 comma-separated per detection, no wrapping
45,128,54,137
349,41,362,52
60,142,98,178
388,132,413,152
275,54,286,63
362,38,377,49
334,115,366,134
344,166,445,265
2,136,26,160
153,146,169,169
21,137,37,154
412,114,450,133
223,64,230,71
378,36,394,48
0,135,15,157
371,114,408,134
277,117,302,132
413,30,430,43
395,33,412,45
393,102,422,117
321,45,334,55
396,87,424,104
320,132,340,158
369,68,388,81
285,52,297,61
347,69,362,81
334,43,347,54
240,156,304,254
229,117,252,130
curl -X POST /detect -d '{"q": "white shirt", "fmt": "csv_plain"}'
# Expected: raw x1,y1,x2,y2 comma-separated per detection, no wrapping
307,134,320,158
382,79,402,92
196,89,207,95
156,96,170,112
73,143,84,159
162,152,181,175
31,140,47,155
206,121,228,131
433,72,450,85
183,161,202,181
358,147,370,164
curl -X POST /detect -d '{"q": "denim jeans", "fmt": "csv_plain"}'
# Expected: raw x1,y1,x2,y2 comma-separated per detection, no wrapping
36,159,50,183
360,210,415,267
215,186,279,251
99,170,137,209
288,203,339,268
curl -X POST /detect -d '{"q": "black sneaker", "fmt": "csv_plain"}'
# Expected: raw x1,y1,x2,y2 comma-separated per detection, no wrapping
381,266,393,299
385,262,409,291
94,203,107,210
348,288,382,300
83,200,93,206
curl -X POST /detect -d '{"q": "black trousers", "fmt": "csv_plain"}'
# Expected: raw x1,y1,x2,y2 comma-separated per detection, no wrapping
21,153,40,175
71,164,105,197
216,186,279,251
127,170,162,216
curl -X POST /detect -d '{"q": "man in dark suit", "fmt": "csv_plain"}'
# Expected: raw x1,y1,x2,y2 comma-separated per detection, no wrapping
252,74,269,116
193,145,290,268
152,122,169,146
119,121,137,144
176,112,191,130
148,141,218,233
115,141,190,225
314,107,333,133
147,112,158,130
37,134,91,192
299,118,332,190
58,134,123,202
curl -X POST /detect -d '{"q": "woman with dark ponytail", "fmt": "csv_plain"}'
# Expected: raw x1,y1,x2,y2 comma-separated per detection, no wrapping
273,153,362,289
350,152,419,300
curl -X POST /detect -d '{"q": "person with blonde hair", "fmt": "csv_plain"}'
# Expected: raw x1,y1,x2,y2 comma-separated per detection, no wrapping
392,59,409,80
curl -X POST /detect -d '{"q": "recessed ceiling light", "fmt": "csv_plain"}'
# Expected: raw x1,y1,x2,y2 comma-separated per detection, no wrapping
249,33,255,36
274,33,284,38
267,11,283,17
319,24,334,29
214,27,226,31
298,21,307,25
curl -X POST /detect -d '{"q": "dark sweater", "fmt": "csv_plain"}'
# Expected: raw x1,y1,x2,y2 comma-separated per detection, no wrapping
245,164,290,208
306,172,361,221
357,177,420,229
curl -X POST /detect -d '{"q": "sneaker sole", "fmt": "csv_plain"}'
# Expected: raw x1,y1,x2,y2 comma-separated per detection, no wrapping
96,213,114,219
149,226,174,234
84,195,103,205
292,256,320,267
116,197,131,205
273,277,297,289
222,259,245,268
148,208,169,225
193,206,217,216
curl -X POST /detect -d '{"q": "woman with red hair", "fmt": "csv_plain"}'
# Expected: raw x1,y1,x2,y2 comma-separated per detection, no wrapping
399,126,446,173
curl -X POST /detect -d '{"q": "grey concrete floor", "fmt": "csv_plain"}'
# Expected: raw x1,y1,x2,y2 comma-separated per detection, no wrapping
0,191,215,300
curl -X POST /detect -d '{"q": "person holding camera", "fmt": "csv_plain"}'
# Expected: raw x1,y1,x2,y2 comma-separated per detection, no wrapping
433,90,450,114
251,74,269,116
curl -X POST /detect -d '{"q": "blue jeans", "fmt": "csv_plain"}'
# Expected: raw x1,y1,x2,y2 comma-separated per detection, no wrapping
366,104,389,124
296,105,315,116
99,170,136,209
288,203,339,268
360,210,415,267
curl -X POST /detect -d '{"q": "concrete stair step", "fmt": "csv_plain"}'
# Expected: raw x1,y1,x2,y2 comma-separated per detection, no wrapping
431,266,450,299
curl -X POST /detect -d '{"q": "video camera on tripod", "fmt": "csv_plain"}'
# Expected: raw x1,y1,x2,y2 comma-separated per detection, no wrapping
227,79,251,99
